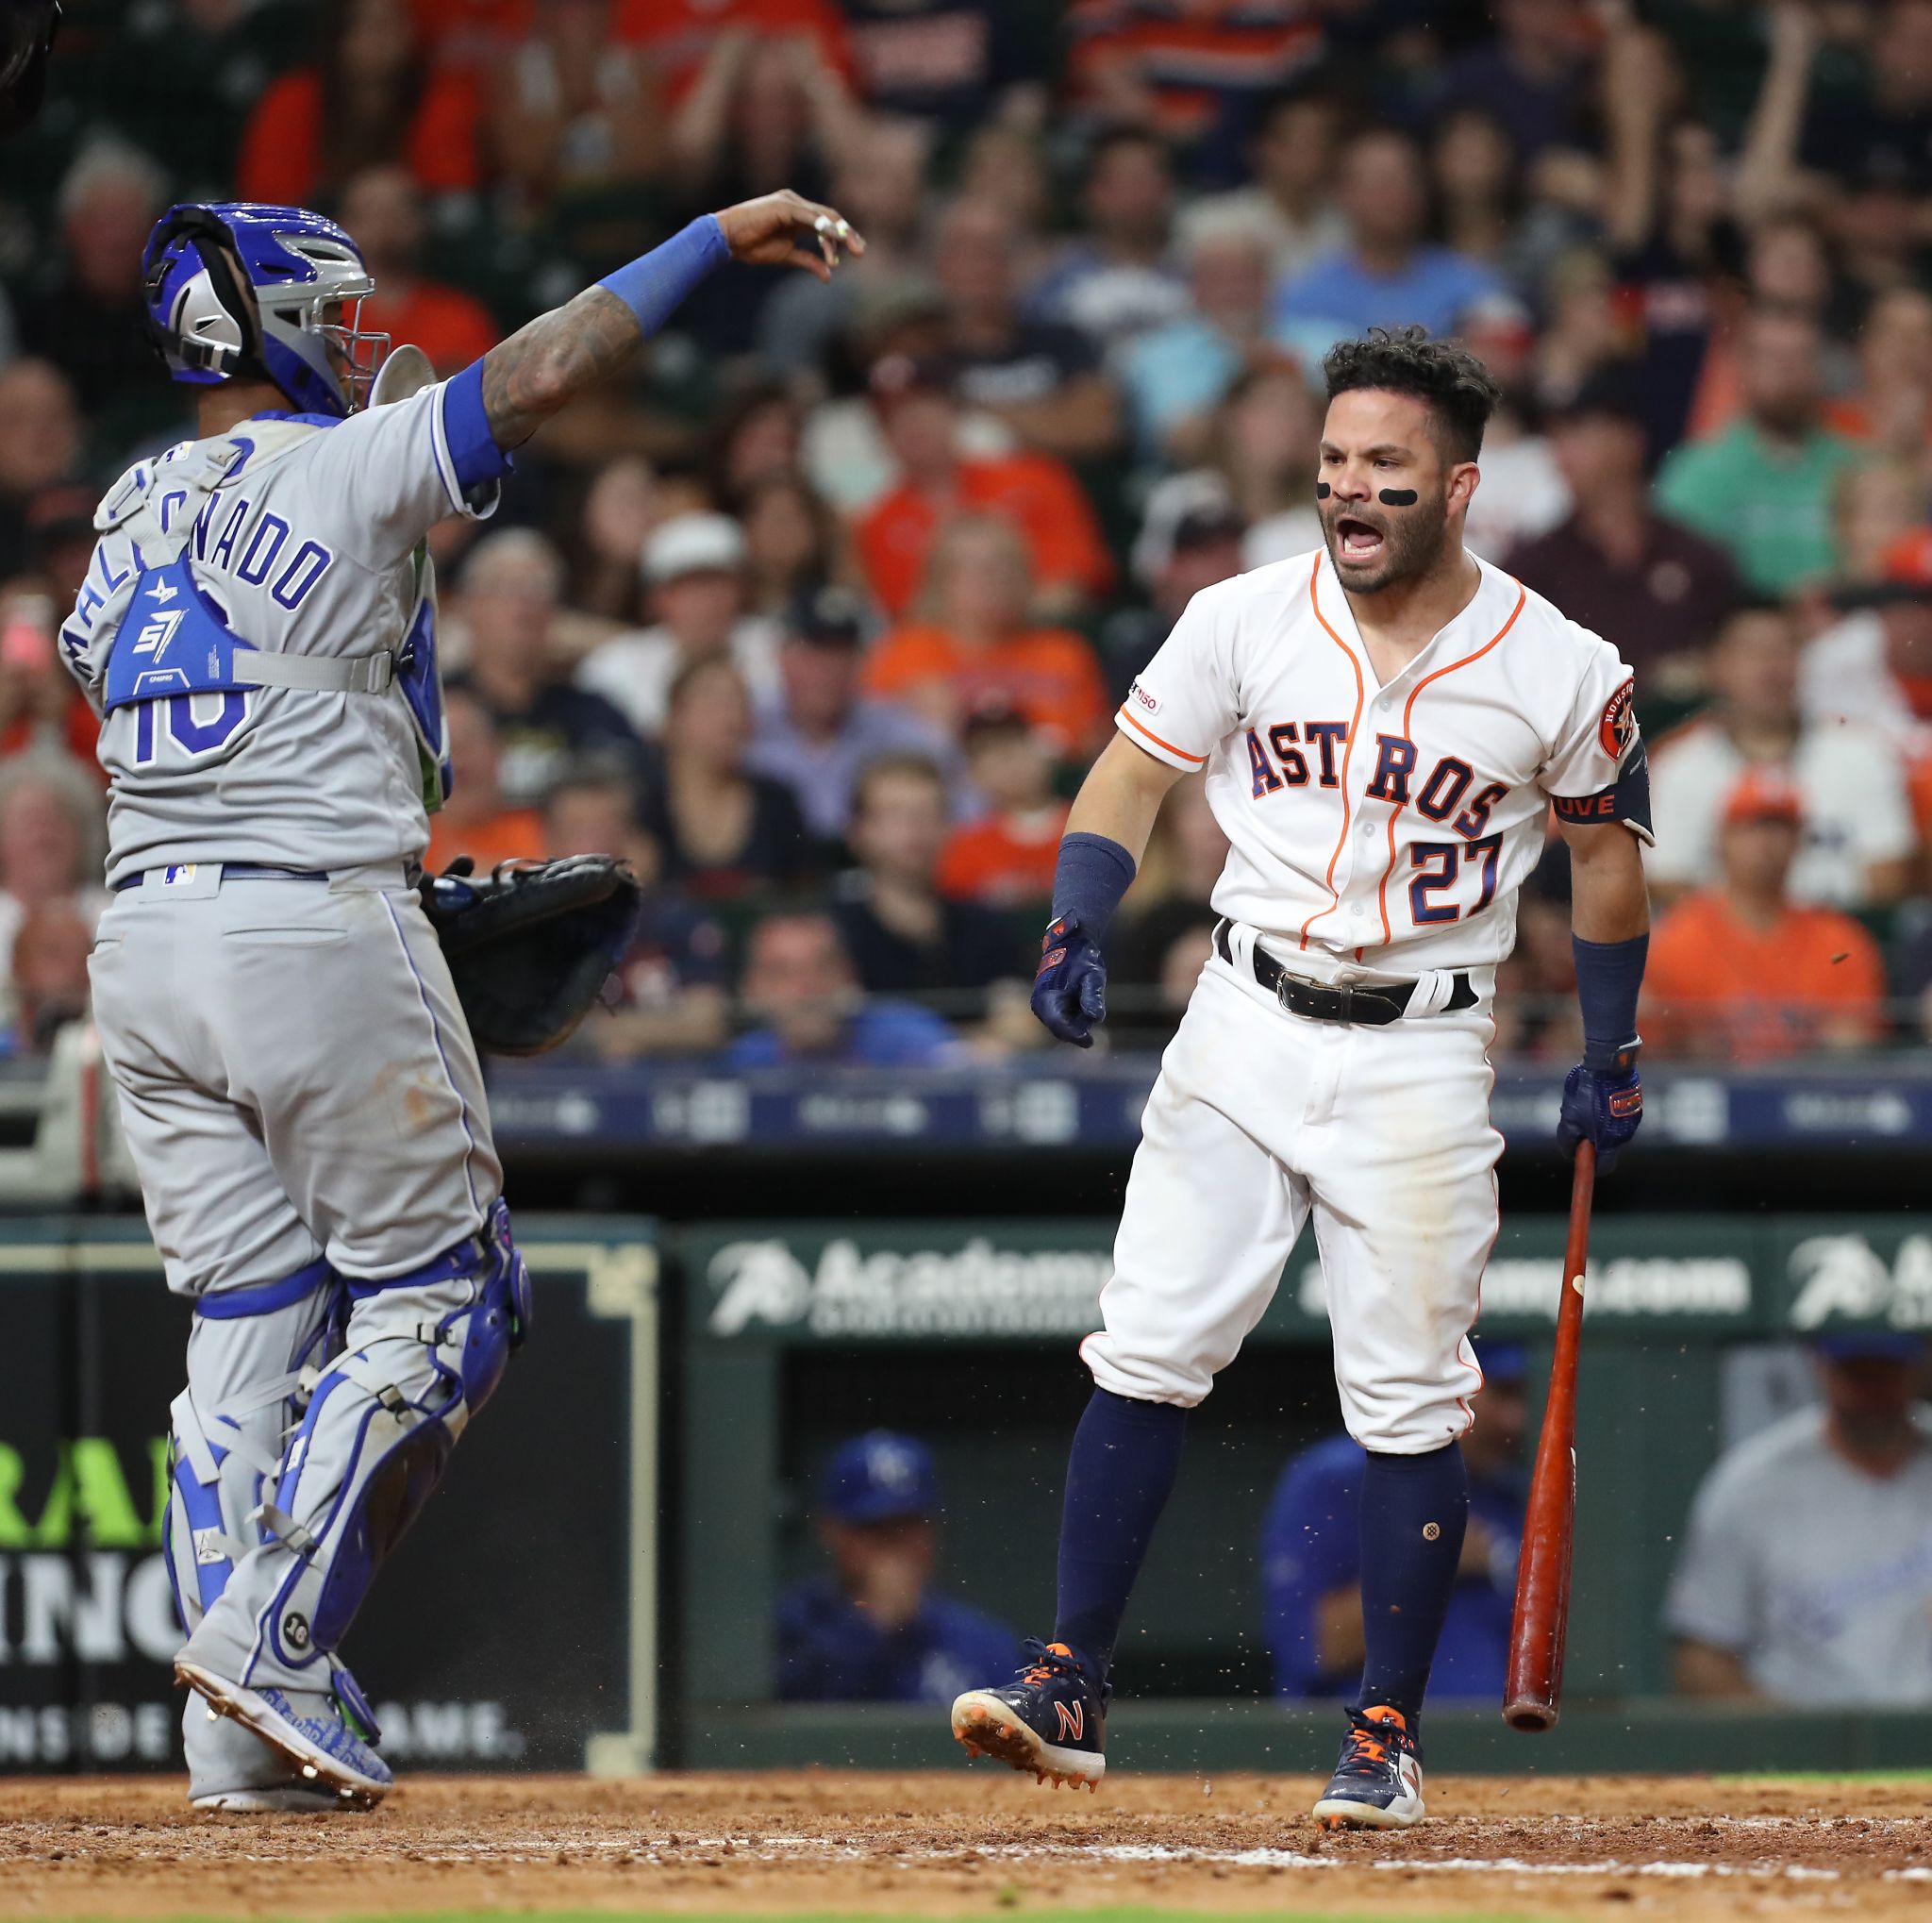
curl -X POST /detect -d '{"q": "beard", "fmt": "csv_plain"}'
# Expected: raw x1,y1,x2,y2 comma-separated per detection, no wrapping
1319,487,1453,594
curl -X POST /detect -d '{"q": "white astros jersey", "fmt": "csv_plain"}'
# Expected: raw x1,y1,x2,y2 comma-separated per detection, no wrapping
58,376,501,885
1085,543,1651,1448
1117,548,1650,983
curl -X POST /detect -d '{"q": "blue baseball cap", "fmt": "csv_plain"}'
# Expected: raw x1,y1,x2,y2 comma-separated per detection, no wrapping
1811,1329,1927,1363
822,1430,938,1525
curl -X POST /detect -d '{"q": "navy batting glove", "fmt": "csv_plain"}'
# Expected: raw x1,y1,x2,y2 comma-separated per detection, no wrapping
1557,1038,1643,1174
1033,915,1108,1047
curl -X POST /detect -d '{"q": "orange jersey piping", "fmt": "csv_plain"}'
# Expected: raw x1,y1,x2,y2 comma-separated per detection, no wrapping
1117,704,1208,764
1299,553,1368,950
1372,579,1528,944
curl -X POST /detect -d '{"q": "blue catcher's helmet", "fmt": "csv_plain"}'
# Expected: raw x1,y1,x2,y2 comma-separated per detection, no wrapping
142,202,391,419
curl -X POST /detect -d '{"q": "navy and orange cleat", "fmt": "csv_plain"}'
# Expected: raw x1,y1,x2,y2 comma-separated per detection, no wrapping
951,1639,1108,1788
1311,1704,1425,1830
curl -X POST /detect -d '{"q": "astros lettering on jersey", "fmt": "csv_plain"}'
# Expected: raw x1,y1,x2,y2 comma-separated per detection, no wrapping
1117,546,1652,987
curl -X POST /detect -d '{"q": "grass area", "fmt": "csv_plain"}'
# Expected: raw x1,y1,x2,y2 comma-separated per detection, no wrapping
1717,1770,1932,1783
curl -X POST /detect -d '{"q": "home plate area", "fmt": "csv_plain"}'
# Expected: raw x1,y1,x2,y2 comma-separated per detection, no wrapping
2,1772,1928,1921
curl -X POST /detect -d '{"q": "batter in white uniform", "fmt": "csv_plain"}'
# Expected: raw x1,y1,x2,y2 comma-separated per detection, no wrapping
61,190,861,1813
950,326,1652,1828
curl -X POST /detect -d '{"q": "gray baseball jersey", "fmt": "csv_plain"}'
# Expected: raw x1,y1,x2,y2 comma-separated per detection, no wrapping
59,366,508,884
69,366,512,1304
1662,1403,1932,1707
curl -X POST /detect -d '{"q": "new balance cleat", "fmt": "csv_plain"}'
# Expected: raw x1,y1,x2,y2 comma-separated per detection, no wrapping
1312,1703,1424,1830
951,1639,1108,1788
176,1660,392,1810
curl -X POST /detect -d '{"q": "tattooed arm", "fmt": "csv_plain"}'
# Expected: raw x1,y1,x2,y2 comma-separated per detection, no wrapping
478,190,864,449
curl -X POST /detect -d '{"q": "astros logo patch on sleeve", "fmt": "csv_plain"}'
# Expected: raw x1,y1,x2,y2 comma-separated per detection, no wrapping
1598,679,1638,761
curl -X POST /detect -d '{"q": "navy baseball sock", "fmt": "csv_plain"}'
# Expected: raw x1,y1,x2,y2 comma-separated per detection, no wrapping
1053,1387,1188,1683
1357,1442,1469,1729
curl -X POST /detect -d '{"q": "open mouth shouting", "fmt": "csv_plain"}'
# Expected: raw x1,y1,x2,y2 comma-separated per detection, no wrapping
1333,514,1386,565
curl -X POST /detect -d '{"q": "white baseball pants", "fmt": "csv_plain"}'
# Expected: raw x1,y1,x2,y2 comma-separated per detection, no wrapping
1083,922,1502,1453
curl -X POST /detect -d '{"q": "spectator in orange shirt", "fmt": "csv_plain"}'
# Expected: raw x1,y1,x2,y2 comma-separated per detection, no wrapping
238,0,482,206
425,689,548,874
615,0,852,108
339,168,500,377
855,356,1114,622
938,703,1070,907
1643,769,1890,1063
863,515,1110,760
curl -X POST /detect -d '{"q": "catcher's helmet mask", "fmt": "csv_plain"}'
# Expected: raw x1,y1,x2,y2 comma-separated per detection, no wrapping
142,201,391,417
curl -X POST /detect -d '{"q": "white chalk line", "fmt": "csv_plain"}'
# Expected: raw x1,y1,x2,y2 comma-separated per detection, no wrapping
229,1832,1927,1884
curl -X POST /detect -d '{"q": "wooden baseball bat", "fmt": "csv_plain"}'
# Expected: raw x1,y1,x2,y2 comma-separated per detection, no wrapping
1502,1140,1595,1732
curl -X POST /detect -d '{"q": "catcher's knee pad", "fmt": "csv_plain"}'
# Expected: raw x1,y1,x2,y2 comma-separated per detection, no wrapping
246,1202,530,1675
163,1261,345,1638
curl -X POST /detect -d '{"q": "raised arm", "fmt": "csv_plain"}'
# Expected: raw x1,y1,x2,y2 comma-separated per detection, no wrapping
1735,1,1824,227
478,192,864,449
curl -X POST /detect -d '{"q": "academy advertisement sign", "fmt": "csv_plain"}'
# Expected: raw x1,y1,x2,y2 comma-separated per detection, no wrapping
706,1234,1113,1340
692,1218,1932,1345
0,1220,657,1776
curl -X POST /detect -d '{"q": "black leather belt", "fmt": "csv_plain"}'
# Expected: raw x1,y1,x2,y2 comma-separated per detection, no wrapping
113,864,329,892
1213,920,1477,1026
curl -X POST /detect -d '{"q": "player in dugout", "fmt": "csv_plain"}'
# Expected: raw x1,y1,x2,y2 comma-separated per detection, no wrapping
1262,1341,1529,1703
777,1430,1022,1706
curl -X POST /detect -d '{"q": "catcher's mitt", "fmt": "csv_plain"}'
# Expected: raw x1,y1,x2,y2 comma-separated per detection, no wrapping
419,855,641,1056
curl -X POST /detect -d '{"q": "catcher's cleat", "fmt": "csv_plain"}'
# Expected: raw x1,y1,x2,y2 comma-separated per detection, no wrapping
1312,1703,1425,1830
176,1661,392,1810
192,1785,342,1814
188,1710,341,1813
951,1638,1108,1788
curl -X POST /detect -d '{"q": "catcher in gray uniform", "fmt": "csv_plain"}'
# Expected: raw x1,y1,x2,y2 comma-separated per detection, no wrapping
59,191,861,1810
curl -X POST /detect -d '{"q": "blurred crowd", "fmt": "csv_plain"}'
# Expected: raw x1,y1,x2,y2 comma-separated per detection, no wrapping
11,0,1932,1065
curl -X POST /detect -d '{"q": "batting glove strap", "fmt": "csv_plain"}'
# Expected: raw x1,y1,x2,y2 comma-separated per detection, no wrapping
1582,1032,1642,1075
1033,915,1108,1048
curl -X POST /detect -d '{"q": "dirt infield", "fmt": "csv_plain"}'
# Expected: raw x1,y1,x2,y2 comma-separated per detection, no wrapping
2,1771,1928,1920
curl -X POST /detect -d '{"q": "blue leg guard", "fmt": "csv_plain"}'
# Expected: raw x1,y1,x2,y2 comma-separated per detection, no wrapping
163,1260,389,1803
176,1200,530,1694
163,1258,343,1637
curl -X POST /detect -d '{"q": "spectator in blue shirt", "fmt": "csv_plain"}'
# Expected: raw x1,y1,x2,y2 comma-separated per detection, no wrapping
745,586,967,848
1118,206,1278,462
1261,1343,1530,1702
725,911,958,1069
1274,126,1498,353
777,1430,1023,1704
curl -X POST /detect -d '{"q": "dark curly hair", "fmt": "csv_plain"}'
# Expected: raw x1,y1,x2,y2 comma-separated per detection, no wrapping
1322,326,1502,464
